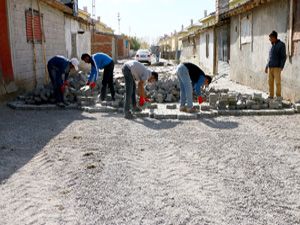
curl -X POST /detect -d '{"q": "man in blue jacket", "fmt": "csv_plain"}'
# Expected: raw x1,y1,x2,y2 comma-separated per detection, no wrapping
81,53,115,101
47,56,79,107
265,30,287,99
176,62,212,113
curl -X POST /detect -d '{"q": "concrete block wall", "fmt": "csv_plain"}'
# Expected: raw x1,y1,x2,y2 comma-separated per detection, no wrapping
229,0,300,102
8,0,66,90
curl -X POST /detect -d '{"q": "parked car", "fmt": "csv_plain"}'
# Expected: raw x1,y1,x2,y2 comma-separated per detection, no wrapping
135,49,151,65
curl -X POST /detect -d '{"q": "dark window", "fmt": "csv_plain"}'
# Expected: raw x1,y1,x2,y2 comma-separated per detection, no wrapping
25,9,43,43
206,33,210,58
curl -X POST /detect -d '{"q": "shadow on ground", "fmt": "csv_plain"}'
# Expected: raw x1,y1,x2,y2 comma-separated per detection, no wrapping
199,117,239,129
0,106,95,182
102,112,182,130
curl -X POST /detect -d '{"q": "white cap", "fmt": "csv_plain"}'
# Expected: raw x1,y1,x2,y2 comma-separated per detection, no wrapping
70,58,79,71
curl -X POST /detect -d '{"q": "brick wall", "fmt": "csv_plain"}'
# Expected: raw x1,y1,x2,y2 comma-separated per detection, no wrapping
117,38,124,58
91,32,114,57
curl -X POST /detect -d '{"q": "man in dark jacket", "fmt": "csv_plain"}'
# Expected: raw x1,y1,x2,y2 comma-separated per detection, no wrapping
47,56,79,107
176,62,212,113
265,30,287,99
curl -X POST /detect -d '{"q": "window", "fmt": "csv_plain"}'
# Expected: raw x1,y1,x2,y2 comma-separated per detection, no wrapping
293,0,300,41
25,9,43,43
240,14,252,45
206,33,210,58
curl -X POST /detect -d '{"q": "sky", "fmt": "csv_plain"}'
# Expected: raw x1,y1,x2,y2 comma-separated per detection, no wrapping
78,0,215,44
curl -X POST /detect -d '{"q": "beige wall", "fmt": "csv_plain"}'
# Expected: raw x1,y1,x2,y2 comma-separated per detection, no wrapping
230,0,300,102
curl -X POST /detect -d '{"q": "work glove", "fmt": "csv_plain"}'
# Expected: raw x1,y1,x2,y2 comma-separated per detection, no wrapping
145,97,151,103
198,96,204,104
63,80,69,86
60,84,66,93
89,82,96,89
139,96,146,106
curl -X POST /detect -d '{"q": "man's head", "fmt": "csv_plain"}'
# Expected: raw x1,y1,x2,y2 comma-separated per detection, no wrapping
70,58,79,71
269,30,278,44
204,75,212,87
81,53,92,64
148,71,158,83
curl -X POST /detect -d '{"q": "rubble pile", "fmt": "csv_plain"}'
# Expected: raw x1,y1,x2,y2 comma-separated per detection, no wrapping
17,72,101,105
205,87,290,110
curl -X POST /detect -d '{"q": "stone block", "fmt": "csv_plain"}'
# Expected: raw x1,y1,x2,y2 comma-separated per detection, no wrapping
165,94,174,102
147,104,158,109
269,100,282,109
282,100,292,108
251,104,261,110
198,110,218,118
209,93,218,108
153,113,177,120
236,100,246,110
217,100,227,110
156,93,164,103
135,112,150,118
200,103,210,111
295,103,300,113
178,114,198,120
166,104,177,110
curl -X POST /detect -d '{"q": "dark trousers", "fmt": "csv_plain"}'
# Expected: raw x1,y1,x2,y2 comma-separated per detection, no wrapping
101,61,115,100
47,63,63,103
122,65,136,113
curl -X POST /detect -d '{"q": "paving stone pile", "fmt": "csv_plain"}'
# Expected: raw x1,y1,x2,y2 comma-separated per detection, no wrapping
204,87,292,110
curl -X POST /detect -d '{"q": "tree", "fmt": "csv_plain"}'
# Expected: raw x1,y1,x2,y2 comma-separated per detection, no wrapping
129,37,141,51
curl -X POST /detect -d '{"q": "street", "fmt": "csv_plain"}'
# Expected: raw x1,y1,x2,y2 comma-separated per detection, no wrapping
0,105,300,225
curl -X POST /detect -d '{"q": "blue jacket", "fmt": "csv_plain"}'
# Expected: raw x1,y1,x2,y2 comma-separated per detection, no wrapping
48,55,71,80
193,75,205,96
88,53,113,82
266,40,287,69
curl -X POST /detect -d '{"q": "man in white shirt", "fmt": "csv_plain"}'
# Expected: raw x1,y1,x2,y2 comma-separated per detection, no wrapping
122,60,158,119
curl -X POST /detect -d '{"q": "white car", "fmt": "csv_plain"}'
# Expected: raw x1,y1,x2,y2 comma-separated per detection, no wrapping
135,49,151,65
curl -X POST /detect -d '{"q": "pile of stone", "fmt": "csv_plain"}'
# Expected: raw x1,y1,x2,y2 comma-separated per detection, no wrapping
16,72,102,105
207,87,287,110
145,75,180,103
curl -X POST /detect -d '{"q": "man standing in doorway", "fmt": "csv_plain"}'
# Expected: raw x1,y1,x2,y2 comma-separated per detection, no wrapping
265,30,287,99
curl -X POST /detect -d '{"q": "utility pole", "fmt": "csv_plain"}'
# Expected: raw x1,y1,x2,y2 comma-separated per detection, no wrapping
92,0,95,18
117,12,121,34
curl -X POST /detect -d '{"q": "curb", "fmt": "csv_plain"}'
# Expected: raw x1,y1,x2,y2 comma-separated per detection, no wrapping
7,101,299,120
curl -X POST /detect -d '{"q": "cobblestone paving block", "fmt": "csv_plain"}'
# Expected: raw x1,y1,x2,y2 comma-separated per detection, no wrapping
200,103,211,111
295,103,300,113
135,112,150,118
153,113,178,120
198,110,218,118
166,104,177,110
177,113,198,120
147,104,158,109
